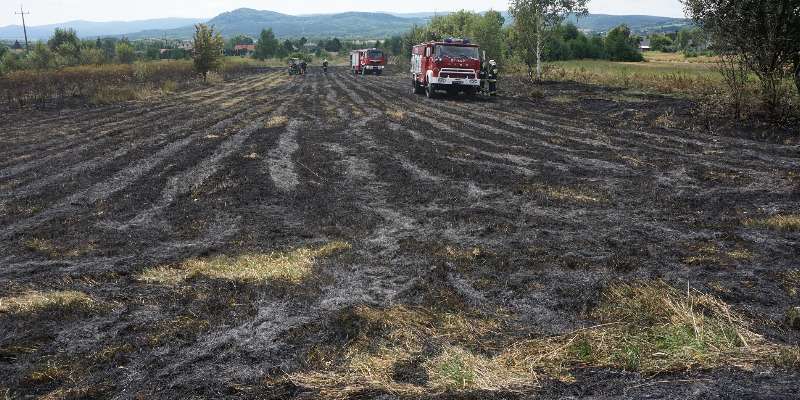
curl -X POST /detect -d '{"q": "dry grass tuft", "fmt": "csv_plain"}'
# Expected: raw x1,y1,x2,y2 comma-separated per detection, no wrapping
91,86,160,104
148,315,211,346
654,109,678,129
386,110,406,120
441,245,484,261
25,360,75,385
0,291,95,315
548,95,575,104
520,183,605,204
24,238,57,256
137,241,351,284
285,281,791,397
23,237,95,258
744,214,800,232
682,242,752,266
780,269,800,297
289,305,507,397
266,115,289,128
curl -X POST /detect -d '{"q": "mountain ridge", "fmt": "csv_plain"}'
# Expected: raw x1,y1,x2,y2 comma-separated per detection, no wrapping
0,18,205,41
0,9,690,42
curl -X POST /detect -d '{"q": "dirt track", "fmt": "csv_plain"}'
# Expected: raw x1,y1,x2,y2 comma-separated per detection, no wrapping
1,67,799,398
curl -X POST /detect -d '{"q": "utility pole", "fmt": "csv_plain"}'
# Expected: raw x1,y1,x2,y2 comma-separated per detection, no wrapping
14,4,30,52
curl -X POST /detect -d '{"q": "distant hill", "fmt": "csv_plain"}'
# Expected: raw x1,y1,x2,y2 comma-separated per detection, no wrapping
0,9,691,42
127,9,427,40
391,11,691,34
0,18,205,41
565,14,691,33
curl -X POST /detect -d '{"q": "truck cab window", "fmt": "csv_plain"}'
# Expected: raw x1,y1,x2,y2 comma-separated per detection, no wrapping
434,45,480,59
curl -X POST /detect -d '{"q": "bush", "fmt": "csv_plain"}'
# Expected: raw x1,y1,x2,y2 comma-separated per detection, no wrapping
27,42,56,69
0,58,269,108
115,43,135,64
0,61,197,108
80,48,107,66
605,25,643,62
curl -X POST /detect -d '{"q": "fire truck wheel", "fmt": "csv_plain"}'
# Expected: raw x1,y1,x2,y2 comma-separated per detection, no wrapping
412,80,422,94
426,83,437,98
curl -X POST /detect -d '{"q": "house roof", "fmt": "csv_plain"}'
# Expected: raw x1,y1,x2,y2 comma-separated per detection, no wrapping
234,44,256,51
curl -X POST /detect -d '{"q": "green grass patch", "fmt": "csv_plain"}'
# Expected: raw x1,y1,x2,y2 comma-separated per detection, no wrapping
282,281,794,397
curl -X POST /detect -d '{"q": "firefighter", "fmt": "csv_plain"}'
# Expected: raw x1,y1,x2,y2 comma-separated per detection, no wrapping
322,59,329,74
479,62,488,93
300,60,307,75
487,60,499,96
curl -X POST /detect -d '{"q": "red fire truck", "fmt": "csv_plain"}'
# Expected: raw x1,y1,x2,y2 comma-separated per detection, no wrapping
350,48,386,75
411,38,482,98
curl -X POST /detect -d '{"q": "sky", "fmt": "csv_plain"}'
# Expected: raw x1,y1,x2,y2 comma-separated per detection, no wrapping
1,0,686,27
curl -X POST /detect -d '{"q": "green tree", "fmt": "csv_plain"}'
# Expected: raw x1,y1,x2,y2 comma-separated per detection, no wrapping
675,27,707,53
385,36,403,55
509,0,589,81
324,38,342,52
282,39,294,54
473,10,506,63
402,25,440,56
193,24,225,82
604,25,643,62
684,0,800,111
26,42,56,69
649,34,674,52
229,35,254,46
48,28,82,66
100,38,117,59
48,28,81,52
429,10,478,38
255,28,279,60
115,42,136,64
0,52,19,76
80,47,107,65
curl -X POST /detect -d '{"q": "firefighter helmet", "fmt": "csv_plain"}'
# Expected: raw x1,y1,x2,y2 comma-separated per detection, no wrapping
489,60,497,66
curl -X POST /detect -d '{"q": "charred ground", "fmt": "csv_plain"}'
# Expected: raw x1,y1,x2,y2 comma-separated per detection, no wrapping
1,67,799,398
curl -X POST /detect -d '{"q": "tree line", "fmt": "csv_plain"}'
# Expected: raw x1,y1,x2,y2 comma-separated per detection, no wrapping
684,0,800,118
0,28,200,76
399,7,656,80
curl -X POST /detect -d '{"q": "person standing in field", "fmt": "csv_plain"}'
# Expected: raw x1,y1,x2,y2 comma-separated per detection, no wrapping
487,60,499,96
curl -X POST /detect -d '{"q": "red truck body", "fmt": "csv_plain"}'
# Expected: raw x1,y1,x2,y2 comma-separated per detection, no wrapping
411,39,482,97
350,48,386,75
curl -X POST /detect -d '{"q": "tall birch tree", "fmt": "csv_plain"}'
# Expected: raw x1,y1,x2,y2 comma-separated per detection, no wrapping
509,0,588,81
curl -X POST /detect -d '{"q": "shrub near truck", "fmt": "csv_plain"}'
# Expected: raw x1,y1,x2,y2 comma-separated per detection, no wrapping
411,38,482,98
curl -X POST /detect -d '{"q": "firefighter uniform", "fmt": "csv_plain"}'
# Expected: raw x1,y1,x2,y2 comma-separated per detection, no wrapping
479,65,487,93
487,60,499,96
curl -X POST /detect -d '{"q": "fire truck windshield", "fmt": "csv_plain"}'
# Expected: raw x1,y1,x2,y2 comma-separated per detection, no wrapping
367,50,383,58
435,45,479,59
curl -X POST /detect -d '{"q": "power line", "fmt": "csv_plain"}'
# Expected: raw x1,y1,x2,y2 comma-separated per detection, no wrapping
14,4,30,52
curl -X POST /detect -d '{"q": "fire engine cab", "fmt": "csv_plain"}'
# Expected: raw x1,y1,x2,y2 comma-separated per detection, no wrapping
411,38,482,98
350,48,386,75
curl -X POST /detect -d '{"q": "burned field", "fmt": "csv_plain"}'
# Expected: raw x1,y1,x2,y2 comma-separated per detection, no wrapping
1,67,799,398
